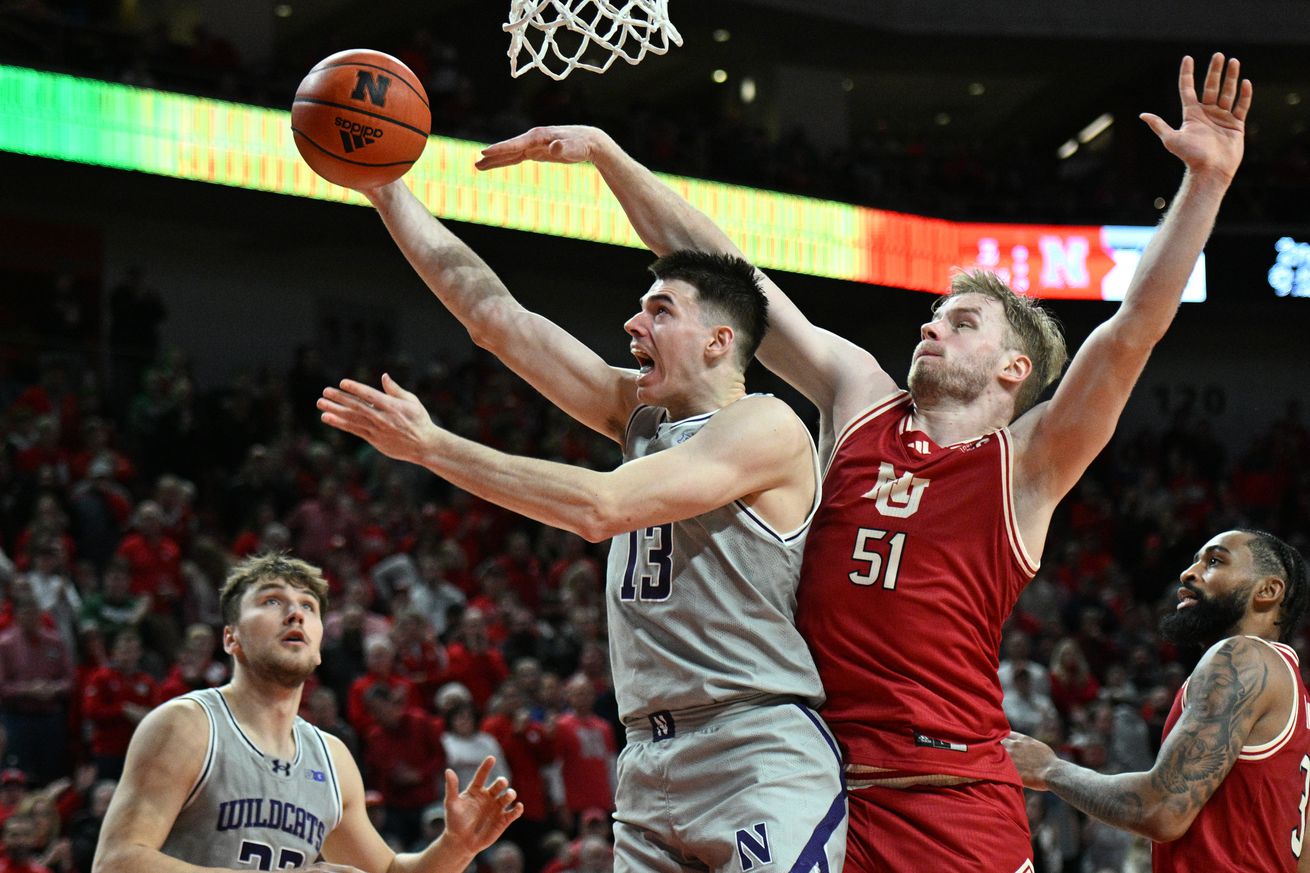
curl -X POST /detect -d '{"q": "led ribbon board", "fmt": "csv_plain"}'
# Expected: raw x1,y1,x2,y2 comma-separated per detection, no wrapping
0,65,1204,300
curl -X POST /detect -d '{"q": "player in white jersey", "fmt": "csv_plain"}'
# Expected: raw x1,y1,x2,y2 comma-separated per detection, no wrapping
92,553,522,873
318,184,846,871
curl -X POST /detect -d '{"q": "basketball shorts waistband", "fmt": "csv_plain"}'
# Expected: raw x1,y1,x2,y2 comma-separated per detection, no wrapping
624,695,810,743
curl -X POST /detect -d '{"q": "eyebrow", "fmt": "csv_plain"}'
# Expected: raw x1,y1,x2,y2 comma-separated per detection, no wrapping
1192,544,1232,562
945,305,984,318
253,582,318,603
641,292,677,307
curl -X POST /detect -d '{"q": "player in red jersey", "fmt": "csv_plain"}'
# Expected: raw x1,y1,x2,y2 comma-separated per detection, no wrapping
476,52,1251,870
1006,529,1310,872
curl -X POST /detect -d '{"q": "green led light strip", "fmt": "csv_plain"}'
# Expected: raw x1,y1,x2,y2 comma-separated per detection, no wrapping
0,65,864,282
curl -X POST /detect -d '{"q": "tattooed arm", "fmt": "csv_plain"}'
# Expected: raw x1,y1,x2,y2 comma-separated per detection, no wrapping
1004,636,1277,842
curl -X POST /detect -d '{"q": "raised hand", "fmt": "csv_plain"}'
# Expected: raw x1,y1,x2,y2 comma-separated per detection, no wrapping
475,125,610,171
441,756,524,855
1140,53,1252,182
318,374,438,466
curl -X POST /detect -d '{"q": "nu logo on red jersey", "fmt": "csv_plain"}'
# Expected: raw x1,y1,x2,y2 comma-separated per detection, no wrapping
861,462,930,518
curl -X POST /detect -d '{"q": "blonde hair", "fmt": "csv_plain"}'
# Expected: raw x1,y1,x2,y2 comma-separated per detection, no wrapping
936,269,1068,415
219,552,329,626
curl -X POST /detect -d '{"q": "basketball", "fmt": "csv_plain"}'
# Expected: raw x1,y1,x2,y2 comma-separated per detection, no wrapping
291,49,430,189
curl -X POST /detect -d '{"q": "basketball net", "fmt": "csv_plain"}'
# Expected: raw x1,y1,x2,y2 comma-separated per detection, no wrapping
505,0,683,80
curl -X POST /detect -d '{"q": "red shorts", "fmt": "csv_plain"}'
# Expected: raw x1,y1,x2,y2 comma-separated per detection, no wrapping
846,780,1033,873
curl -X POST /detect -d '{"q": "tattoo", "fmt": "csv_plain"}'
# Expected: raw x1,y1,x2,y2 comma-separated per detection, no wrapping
1045,637,1269,835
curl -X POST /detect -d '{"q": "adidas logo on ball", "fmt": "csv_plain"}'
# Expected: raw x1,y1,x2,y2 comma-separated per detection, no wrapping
334,117,385,153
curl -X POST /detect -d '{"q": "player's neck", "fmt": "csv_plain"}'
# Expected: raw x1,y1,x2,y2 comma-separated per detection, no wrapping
907,397,1009,446
663,373,745,422
221,672,304,758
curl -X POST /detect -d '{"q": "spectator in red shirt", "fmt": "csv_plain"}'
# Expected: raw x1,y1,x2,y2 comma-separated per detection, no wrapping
155,623,228,703
492,531,545,613
391,610,447,710
346,635,419,737
362,684,446,848
114,501,183,657
482,684,557,871
82,628,155,779
553,675,615,831
1048,636,1102,721
444,607,508,712
0,592,73,784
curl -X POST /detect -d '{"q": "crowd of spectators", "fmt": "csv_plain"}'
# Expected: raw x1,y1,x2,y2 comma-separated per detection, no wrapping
1,3,1306,227
1,258,1309,873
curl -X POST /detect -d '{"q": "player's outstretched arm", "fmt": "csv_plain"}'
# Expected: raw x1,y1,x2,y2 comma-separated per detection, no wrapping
91,700,277,873
322,744,521,873
320,377,811,542
357,180,635,442
1013,54,1251,519
1003,636,1275,842
477,126,893,425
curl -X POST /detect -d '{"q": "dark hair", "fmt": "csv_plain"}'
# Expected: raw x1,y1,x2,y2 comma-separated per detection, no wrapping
219,552,329,626
648,250,768,367
1239,529,1310,642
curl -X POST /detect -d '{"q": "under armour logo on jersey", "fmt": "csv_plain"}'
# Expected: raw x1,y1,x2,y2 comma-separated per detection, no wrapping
735,822,773,870
270,759,292,776
861,461,931,518
649,710,675,741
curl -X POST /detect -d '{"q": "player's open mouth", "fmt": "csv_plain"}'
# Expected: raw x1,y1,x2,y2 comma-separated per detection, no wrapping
1176,587,1199,609
631,348,655,376
281,630,308,644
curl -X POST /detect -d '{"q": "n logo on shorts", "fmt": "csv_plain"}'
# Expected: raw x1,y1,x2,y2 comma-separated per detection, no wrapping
735,822,772,870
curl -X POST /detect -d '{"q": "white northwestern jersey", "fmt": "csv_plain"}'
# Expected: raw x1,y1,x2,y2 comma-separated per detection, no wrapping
605,402,824,724
160,688,343,869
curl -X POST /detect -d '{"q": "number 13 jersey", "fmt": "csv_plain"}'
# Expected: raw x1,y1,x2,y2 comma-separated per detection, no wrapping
605,402,825,726
796,391,1038,784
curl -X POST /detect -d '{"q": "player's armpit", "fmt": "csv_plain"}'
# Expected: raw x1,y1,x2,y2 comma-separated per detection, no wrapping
91,700,210,873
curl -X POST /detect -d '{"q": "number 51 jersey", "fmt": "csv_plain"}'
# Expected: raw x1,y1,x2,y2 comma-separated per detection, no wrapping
796,391,1038,784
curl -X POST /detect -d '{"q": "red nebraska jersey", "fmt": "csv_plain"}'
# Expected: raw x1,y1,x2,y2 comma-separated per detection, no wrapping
796,391,1037,783
1153,637,1310,873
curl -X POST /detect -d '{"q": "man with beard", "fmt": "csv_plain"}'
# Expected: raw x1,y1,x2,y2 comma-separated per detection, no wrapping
92,553,522,873
474,53,1250,870
1005,529,1310,872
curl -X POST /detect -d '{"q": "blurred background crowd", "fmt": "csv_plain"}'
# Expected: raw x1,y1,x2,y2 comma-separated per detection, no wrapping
2,3,1310,873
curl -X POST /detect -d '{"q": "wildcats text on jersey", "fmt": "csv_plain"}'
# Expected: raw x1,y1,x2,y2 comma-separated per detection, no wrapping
215,797,328,851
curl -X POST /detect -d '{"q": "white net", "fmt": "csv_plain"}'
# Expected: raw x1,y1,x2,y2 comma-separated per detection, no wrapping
505,0,683,80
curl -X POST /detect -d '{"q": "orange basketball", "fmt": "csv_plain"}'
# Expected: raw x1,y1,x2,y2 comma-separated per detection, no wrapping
291,49,430,189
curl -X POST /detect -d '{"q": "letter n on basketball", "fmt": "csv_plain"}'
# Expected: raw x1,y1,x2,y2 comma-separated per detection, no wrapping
350,71,391,106
735,822,772,870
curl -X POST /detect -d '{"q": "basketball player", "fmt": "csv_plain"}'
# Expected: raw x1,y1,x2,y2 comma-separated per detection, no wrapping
317,214,847,867
91,553,523,873
1005,529,1310,872
476,53,1250,871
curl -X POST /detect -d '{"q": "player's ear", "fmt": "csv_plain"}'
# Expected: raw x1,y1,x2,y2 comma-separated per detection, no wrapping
998,351,1032,387
222,623,240,656
1253,574,1286,612
706,324,735,362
